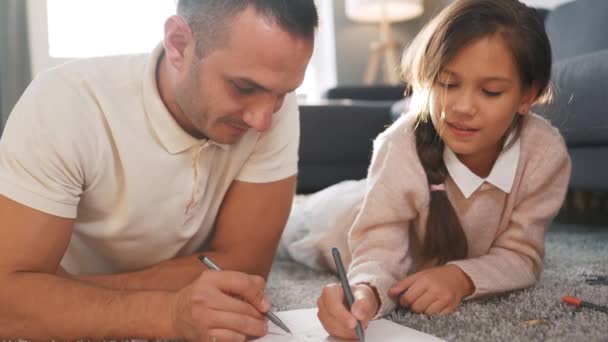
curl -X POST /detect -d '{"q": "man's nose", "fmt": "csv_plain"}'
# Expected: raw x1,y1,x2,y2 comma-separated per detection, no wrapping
243,96,284,132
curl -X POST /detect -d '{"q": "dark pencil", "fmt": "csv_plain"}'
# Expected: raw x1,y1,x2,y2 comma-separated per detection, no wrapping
332,247,365,342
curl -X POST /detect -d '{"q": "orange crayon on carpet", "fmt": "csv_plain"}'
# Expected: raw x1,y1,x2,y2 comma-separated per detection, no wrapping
562,296,608,314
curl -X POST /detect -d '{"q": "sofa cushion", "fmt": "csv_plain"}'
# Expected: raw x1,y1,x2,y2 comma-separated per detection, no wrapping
545,0,608,62
533,48,608,147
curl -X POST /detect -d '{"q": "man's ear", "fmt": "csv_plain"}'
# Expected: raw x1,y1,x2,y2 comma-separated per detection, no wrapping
163,15,194,72
517,82,541,115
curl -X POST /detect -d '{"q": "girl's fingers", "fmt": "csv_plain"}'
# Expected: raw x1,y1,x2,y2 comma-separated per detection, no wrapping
388,274,418,297
317,296,359,340
399,282,428,308
325,284,358,328
409,291,437,314
317,284,360,339
424,299,448,316
351,286,377,322
439,304,459,315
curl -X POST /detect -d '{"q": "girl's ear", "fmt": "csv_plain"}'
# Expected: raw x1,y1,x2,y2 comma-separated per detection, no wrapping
517,82,541,115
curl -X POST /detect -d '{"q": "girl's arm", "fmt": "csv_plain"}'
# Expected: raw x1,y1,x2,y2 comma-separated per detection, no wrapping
347,131,428,318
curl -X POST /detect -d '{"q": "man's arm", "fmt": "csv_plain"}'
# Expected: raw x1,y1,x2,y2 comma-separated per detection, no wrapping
0,195,176,339
75,176,297,290
208,175,297,277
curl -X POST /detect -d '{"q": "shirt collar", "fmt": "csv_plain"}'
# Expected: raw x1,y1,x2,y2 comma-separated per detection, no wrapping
142,43,228,154
443,134,520,199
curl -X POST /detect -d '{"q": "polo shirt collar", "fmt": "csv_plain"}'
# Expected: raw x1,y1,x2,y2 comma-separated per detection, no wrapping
142,43,228,154
443,134,520,199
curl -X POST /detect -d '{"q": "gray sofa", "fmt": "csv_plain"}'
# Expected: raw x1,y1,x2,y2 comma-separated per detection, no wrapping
297,0,608,193
533,0,608,190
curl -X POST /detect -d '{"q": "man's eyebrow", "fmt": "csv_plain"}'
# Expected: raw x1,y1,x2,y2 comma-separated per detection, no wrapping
234,77,298,95
233,77,269,92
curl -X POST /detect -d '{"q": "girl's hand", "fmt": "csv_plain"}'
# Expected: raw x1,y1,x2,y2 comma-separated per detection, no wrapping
317,283,379,340
388,265,474,316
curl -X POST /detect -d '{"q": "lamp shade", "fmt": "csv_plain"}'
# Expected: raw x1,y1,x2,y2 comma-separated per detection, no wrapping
345,0,424,23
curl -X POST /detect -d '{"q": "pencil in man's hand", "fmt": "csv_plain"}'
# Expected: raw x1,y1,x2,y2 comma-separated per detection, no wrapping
199,255,292,334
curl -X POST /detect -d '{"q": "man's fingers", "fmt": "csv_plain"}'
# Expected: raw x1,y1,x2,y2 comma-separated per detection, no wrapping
206,310,268,338
206,290,265,320
206,328,246,342
202,270,270,312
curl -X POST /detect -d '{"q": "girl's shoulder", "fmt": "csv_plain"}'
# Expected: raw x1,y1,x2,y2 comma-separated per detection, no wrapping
375,110,419,147
521,113,568,154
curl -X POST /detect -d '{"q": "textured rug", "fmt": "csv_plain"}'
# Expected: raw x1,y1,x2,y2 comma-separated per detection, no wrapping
267,223,608,342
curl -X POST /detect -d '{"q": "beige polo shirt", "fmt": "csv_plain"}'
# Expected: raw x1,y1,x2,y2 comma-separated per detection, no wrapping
0,45,299,275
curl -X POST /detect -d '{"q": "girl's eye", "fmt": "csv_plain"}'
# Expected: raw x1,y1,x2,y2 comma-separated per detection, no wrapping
438,82,456,89
482,89,502,97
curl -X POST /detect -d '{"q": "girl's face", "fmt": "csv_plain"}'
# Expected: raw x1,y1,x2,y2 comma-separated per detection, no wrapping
429,33,537,177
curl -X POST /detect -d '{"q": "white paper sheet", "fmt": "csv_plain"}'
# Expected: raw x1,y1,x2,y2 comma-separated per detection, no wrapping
250,308,444,342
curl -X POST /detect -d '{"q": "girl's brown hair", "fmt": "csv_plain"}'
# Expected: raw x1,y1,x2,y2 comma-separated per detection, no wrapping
401,0,552,265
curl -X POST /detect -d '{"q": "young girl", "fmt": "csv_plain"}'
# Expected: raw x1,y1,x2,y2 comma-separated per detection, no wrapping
309,0,571,339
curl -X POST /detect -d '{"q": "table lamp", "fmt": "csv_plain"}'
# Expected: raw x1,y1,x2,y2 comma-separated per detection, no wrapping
345,0,424,85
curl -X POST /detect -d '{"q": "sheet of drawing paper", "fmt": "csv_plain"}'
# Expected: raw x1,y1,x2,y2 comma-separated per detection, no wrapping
250,308,445,342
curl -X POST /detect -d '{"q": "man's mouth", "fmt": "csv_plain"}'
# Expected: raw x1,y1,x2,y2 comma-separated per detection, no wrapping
227,122,249,133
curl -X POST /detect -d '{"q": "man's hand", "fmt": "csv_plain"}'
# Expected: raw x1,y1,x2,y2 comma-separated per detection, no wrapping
172,269,271,341
387,264,474,315
317,283,379,340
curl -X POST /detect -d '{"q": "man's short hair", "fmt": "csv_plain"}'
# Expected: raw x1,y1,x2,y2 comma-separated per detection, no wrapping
177,0,318,58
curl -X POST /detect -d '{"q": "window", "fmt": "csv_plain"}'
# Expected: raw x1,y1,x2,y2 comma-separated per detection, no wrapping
47,0,175,58
27,0,336,99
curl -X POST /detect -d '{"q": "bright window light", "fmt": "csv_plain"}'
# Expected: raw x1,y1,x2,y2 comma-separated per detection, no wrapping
47,0,176,58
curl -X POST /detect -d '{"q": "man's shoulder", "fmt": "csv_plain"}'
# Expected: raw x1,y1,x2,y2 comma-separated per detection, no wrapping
34,52,149,92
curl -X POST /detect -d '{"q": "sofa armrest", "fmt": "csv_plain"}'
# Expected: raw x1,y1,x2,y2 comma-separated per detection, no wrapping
297,101,393,193
323,85,407,102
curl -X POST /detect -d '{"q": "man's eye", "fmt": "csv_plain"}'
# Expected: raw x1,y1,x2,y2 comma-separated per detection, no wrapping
233,83,256,94
482,89,502,97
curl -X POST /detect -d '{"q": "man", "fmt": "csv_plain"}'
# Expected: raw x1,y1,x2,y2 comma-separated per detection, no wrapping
0,0,317,340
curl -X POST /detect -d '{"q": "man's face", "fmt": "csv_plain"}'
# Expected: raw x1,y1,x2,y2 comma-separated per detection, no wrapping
173,7,314,144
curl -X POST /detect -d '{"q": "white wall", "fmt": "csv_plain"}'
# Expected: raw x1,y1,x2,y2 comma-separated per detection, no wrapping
26,0,337,100
27,0,67,75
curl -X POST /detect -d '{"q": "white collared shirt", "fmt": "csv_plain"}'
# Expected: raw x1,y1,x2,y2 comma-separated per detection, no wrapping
444,137,520,199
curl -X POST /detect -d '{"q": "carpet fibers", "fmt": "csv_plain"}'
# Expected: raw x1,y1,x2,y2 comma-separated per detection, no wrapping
267,223,608,342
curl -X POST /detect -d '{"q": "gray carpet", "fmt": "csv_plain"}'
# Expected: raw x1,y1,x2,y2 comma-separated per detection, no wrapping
267,223,608,342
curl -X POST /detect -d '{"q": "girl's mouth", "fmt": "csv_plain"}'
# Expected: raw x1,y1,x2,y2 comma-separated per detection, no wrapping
446,122,479,138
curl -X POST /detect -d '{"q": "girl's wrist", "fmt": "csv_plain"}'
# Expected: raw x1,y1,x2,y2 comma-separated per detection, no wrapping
448,265,475,298
356,283,381,317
